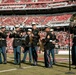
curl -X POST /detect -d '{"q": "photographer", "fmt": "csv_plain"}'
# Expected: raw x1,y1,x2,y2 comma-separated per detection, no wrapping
9,25,22,65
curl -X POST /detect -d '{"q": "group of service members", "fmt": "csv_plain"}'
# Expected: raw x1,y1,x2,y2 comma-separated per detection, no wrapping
0,23,76,68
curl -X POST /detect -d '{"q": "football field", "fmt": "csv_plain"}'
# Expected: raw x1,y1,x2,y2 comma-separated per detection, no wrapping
0,53,76,75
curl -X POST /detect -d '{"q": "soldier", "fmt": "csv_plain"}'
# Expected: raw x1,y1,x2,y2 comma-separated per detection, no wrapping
32,22,40,66
43,27,52,68
0,26,7,64
49,29,56,65
21,29,32,63
9,25,22,65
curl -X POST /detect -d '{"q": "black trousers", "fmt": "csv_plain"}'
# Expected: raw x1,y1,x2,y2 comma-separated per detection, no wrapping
44,50,51,67
72,45,76,65
32,46,38,64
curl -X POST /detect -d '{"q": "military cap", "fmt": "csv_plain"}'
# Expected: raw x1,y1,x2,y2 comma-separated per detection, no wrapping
50,29,54,32
15,25,19,28
32,22,36,26
28,29,32,32
1,26,5,29
19,25,24,28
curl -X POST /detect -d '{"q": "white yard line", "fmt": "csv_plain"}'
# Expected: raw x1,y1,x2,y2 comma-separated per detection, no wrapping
0,66,33,73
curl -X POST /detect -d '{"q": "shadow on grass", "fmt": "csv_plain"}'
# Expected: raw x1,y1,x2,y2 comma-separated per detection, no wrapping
7,61,14,65
37,64,45,68
38,60,44,63
7,61,20,68
38,61,70,68
23,62,32,66
23,62,45,67
56,62,69,65
55,62,69,68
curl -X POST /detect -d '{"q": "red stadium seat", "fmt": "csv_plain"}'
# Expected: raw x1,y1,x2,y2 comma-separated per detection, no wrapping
2,0,15,3
0,14,72,26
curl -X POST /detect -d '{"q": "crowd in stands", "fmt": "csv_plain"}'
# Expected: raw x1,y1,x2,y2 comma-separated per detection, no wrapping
55,31,73,49
0,14,72,26
0,0,67,3
0,0,75,10
0,0,76,3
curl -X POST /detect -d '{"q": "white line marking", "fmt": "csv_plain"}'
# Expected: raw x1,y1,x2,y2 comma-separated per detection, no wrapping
0,69,17,73
0,66,33,73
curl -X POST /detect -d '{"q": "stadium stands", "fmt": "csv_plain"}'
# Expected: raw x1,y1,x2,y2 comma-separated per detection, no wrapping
0,0,75,3
55,31,73,49
0,0,75,10
0,0,67,3
0,14,72,26
0,0,75,53
1,0,15,3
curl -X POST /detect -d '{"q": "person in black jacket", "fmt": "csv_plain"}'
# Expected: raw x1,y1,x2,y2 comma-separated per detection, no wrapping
21,29,32,63
32,23,40,66
0,26,7,64
9,25,22,65
49,29,56,65
43,27,52,68
72,32,76,69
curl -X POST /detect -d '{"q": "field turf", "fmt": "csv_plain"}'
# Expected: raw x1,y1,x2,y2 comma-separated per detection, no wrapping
0,53,76,75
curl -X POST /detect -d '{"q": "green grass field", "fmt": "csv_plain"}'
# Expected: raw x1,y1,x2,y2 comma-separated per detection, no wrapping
0,53,76,75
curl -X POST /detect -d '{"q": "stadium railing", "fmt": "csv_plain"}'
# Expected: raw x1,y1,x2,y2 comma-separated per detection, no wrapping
0,0,75,10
